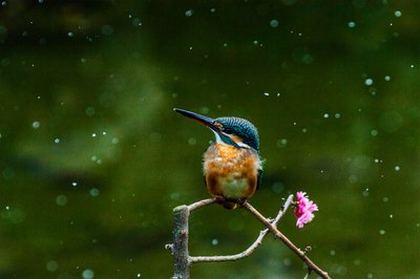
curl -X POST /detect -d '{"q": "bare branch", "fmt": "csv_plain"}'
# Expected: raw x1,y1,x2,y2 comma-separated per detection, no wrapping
188,198,216,211
243,201,331,279
190,195,294,263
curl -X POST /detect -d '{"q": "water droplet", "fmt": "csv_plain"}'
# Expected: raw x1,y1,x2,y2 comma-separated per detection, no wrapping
210,8,216,13
394,165,400,171
323,113,329,118
389,214,393,218
382,197,389,202
82,269,94,279
263,92,270,96
335,113,341,119
211,239,219,245
270,19,279,28
72,182,78,187
67,31,74,37
362,188,369,197
112,137,119,144
347,21,356,28
32,121,40,129
136,274,141,278
185,9,193,17
92,133,97,138
38,0,44,3
5,205,10,210
55,195,68,206
54,138,60,144
330,250,336,256
276,138,288,147
379,229,386,235
394,10,402,17
370,129,378,136
384,75,391,81
89,188,100,197
46,260,58,272
365,78,373,86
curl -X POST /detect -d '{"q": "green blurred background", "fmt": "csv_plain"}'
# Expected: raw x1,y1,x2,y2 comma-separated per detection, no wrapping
0,1,419,278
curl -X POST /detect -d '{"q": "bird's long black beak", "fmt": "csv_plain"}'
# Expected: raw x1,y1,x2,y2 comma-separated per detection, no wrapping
173,108,220,132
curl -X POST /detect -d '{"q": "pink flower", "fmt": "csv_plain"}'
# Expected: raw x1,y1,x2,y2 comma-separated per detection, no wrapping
294,191,318,229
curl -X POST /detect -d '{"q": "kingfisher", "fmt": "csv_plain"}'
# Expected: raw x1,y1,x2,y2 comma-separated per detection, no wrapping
174,108,263,209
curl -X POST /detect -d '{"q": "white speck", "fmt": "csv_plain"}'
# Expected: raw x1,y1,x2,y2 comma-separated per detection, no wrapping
379,229,386,235
270,19,279,28
384,75,391,81
365,78,373,86
276,93,280,97
91,155,97,161
32,121,40,129
67,31,74,37
112,137,119,144
394,165,400,171
82,269,94,279
136,274,141,278
394,10,402,17
348,21,356,28
410,64,415,68
210,8,216,13
389,214,393,219
302,128,307,133
323,113,329,118
1,1,6,6
72,182,78,187
54,138,60,144
334,113,341,119
263,92,270,96
370,129,378,136
253,40,259,45
92,133,97,137
5,205,10,210
96,159,102,165
102,131,107,136
211,239,219,245
223,43,228,47
185,9,193,17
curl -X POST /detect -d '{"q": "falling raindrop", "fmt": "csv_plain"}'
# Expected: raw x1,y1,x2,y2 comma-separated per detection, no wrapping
185,9,193,17
270,19,279,28
32,121,40,129
348,21,356,28
365,78,373,86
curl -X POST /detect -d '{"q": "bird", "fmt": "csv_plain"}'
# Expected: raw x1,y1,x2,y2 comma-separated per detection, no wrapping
174,108,262,209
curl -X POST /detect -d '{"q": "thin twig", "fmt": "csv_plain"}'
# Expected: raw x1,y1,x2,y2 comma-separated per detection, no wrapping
190,195,294,263
243,201,331,279
188,198,216,211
